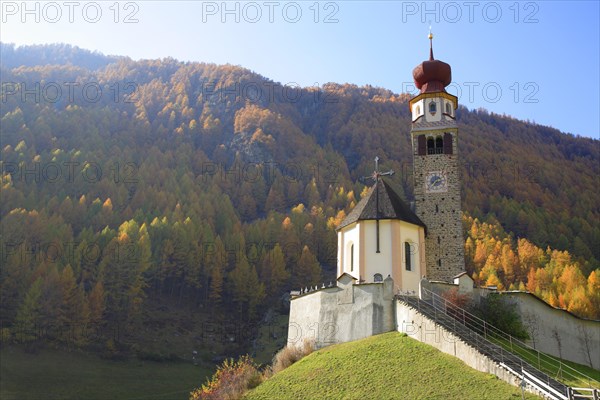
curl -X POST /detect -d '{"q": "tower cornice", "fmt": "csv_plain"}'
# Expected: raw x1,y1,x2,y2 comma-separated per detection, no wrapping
409,91,458,110
410,126,458,134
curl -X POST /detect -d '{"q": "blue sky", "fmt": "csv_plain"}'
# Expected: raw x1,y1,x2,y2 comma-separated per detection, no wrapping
1,1,598,139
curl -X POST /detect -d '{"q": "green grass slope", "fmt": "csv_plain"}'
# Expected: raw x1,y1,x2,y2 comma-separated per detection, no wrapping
245,332,541,400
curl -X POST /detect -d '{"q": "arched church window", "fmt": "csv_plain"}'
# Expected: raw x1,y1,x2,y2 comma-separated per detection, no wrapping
427,138,435,155
405,242,413,271
350,244,354,272
435,137,444,154
416,105,421,115
374,273,383,282
429,101,436,114
445,103,451,115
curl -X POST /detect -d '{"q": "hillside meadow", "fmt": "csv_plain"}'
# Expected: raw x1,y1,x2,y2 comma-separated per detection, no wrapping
245,332,542,400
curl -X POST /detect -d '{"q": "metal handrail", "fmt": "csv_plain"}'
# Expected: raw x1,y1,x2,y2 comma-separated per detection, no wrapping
398,291,562,398
570,387,600,400
418,287,599,391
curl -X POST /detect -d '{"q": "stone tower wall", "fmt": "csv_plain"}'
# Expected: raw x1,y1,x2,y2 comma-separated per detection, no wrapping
411,126,465,281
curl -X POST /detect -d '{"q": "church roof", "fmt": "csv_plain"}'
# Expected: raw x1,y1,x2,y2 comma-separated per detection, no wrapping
337,178,426,230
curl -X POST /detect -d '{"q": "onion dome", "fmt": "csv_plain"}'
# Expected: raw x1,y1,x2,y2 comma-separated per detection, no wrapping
412,32,452,93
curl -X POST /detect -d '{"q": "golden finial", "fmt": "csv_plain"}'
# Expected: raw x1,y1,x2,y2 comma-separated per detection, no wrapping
428,24,434,60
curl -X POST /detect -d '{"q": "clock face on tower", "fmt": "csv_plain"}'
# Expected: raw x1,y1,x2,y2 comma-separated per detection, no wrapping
425,171,448,193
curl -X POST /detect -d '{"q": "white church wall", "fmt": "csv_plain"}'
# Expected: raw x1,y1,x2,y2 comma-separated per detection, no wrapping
339,222,360,277
363,220,393,282
340,220,425,290
399,221,422,294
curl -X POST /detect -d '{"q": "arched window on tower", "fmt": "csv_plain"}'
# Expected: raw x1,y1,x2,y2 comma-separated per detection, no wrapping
429,101,437,114
373,273,383,282
427,138,435,155
435,137,444,154
416,105,421,115
445,103,451,115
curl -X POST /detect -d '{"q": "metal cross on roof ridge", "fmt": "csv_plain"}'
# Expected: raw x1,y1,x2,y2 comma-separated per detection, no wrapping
362,156,395,183
361,157,394,254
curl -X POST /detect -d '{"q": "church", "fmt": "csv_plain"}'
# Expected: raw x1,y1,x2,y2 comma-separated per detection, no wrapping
288,34,468,347
286,36,600,392
335,31,465,293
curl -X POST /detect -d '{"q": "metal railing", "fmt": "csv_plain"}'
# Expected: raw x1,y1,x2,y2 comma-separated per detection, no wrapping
397,287,599,400
422,287,598,390
570,388,600,400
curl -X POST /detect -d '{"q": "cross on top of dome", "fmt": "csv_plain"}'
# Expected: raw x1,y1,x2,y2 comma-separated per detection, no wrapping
412,28,452,94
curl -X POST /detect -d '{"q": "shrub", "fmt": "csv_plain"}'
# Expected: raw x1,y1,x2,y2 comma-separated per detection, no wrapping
0,328,11,344
189,355,262,400
476,293,529,340
267,339,314,377
441,288,473,320
441,288,471,310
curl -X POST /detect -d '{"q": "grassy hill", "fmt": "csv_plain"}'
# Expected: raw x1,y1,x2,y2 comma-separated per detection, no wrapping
245,332,541,400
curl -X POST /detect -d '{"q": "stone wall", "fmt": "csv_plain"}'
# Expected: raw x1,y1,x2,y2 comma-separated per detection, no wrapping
411,127,465,282
500,292,600,369
424,280,600,368
287,277,395,349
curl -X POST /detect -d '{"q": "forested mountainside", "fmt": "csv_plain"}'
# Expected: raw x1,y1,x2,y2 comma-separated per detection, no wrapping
0,43,122,70
1,43,598,348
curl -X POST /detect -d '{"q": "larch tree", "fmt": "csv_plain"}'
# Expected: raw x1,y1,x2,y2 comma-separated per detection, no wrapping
292,245,321,289
59,264,90,333
208,262,223,305
262,244,290,297
88,280,106,325
228,254,265,319
15,278,43,341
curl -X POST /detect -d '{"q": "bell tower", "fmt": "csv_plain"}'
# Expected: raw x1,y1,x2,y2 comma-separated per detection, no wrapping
410,32,465,282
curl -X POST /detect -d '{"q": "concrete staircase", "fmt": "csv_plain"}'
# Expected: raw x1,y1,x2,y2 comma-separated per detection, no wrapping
397,293,573,399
